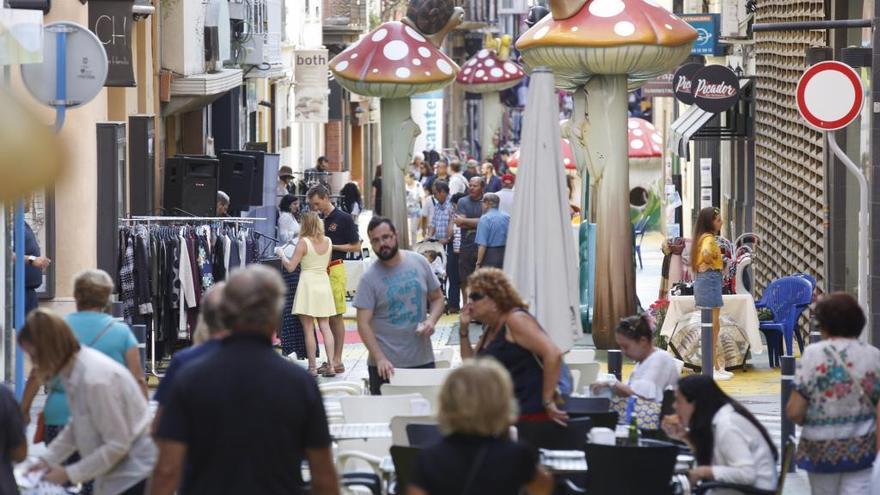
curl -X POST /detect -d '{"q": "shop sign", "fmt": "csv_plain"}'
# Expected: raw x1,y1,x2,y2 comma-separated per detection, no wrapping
692,65,739,113
672,63,703,105
294,48,329,123
411,90,444,155
642,72,674,98
89,0,135,87
681,14,723,56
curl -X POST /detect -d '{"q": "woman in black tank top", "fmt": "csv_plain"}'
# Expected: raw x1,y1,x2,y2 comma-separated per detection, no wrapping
459,268,569,424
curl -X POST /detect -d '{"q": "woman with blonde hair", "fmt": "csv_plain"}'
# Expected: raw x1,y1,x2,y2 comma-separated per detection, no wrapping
408,359,554,495
278,211,339,377
459,268,568,424
20,309,155,494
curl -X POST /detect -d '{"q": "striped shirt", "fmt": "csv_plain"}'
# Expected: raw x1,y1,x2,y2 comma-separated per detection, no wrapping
429,199,453,241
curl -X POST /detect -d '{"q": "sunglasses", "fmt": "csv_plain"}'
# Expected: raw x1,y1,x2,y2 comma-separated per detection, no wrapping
468,292,486,301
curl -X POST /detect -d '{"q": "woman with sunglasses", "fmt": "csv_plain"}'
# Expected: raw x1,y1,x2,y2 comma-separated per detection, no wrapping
691,206,731,380
459,268,568,425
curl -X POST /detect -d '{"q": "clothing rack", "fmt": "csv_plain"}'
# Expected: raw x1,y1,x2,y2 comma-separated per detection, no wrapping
118,216,265,378
120,216,265,223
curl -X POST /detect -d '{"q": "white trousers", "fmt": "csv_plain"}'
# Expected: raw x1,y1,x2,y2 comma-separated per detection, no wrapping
809,468,871,495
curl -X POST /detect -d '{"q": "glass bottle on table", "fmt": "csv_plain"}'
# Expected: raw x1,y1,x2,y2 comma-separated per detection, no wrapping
628,416,640,446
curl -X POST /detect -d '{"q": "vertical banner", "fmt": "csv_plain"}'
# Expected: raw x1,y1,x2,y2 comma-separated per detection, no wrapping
293,49,329,123
411,90,444,156
89,0,135,87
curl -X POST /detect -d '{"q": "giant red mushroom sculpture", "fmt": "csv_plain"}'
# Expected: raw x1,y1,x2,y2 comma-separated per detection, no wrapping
516,0,696,348
628,117,663,209
330,13,461,247
457,34,524,158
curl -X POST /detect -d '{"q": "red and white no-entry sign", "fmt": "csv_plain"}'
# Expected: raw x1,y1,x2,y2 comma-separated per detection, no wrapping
796,61,864,131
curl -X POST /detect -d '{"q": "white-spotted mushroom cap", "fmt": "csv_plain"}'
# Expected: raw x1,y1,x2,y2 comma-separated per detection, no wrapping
627,117,662,158
456,49,525,94
515,0,697,91
508,137,576,172
330,21,459,99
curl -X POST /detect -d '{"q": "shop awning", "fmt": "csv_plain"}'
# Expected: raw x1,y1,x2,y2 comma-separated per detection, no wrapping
668,78,752,159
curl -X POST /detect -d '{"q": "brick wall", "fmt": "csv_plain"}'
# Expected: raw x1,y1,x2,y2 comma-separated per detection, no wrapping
324,119,344,172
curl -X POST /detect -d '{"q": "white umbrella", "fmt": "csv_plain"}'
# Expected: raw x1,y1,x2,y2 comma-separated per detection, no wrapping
503,67,581,351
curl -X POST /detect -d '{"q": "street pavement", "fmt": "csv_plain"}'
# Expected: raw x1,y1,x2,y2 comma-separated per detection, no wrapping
23,230,810,492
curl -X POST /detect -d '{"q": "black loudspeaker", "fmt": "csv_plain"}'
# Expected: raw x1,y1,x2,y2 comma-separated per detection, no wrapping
163,156,219,217
220,150,278,207
218,152,256,214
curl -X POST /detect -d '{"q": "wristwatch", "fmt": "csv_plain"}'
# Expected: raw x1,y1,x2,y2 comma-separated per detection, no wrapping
542,398,555,408
26,256,35,266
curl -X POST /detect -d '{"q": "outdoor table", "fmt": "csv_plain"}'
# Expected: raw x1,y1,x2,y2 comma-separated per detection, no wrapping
659,295,764,355
329,423,392,441
539,449,588,472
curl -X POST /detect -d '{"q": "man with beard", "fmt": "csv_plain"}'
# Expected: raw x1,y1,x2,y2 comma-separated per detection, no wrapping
354,217,445,395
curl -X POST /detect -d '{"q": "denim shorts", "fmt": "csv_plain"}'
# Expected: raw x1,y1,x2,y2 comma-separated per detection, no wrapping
694,270,724,308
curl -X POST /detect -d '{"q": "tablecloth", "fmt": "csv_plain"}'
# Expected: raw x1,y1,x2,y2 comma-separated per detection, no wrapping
659,295,763,355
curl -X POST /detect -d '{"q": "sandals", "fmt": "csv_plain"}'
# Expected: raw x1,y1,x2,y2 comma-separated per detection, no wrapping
317,362,346,375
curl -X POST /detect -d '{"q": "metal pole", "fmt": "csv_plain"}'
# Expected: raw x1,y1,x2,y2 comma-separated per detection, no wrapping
607,349,622,381
701,308,714,376
780,356,796,472
827,133,869,331
753,19,872,32
13,203,24,400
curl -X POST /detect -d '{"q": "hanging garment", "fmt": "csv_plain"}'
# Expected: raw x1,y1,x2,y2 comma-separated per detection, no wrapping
212,235,226,282
196,233,214,291
119,234,137,323
223,233,232,274
134,231,154,316
280,266,312,359
178,233,196,337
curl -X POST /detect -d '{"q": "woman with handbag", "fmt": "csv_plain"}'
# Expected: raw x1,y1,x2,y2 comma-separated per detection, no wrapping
593,315,679,403
787,292,880,495
662,374,778,491
408,359,554,495
20,309,156,495
691,207,732,380
459,268,569,425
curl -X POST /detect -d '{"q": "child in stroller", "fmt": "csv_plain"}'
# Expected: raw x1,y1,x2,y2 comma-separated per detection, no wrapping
414,240,448,297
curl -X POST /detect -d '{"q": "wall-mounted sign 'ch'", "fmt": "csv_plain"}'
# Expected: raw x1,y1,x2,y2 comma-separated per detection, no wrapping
88,0,135,87
672,63,703,105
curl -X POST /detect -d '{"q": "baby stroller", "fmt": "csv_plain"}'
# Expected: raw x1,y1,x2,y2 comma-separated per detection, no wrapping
413,239,448,301
719,233,759,296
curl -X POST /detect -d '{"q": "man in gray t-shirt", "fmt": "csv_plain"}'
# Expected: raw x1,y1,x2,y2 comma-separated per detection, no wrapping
354,217,445,395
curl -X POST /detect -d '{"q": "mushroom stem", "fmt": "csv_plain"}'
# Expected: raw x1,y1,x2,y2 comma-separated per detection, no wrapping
481,92,502,159
380,97,421,249
582,74,636,349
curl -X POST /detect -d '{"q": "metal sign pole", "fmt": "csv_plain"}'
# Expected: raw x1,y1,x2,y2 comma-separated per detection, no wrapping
13,203,24,400
827,132,869,330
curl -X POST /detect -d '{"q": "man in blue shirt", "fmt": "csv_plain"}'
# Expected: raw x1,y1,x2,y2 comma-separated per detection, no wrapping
475,193,510,269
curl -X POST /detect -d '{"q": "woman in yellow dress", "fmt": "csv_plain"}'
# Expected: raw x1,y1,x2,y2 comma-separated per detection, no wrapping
278,212,339,377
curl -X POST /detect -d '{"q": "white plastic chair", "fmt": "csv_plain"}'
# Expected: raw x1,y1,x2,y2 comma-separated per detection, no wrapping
565,349,596,364
389,368,452,386
320,381,365,425
389,415,436,446
380,384,441,413
433,348,454,368
567,362,600,392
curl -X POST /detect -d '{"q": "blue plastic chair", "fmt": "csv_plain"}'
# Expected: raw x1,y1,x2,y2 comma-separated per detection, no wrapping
755,276,814,367
633,216,650,270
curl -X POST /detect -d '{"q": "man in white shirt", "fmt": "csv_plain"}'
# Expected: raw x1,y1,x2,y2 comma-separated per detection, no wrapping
497,173,515,216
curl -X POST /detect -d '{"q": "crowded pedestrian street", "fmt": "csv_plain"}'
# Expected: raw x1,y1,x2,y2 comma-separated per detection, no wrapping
1,0,880,494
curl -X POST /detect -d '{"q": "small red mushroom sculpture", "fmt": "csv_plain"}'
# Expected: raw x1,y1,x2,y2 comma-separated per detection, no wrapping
516,0,697,348
329,8,463,247
627,117,663,209
508,137,576,172
456,34,525,158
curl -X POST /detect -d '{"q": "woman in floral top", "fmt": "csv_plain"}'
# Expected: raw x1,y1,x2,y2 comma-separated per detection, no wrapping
787,292,880,495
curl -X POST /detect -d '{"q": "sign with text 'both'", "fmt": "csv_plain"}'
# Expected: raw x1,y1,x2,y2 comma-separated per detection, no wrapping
294,49,329,123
